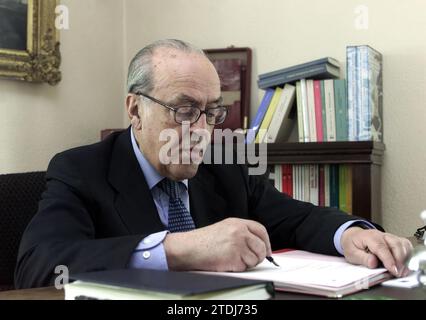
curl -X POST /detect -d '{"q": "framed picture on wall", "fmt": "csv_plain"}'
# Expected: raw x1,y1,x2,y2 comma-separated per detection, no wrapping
204,47,252,132
0,0,61,85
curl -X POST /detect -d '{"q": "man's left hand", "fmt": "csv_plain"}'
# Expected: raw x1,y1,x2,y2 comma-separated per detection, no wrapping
341,227,413,277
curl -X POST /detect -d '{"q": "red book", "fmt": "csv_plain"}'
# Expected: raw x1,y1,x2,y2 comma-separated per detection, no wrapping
281,164,288,195
314,80,324,142
288,164,293,197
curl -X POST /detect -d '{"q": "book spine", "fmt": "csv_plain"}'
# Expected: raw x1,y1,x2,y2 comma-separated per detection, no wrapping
314,80,324,142
324,164,330,206
306,80,317,142
288,164,293,198
309,165,319,205
330,164,339,209
358,46,369,141
324,80,336,141
255,88,283,143
266,84,296,143
296,82,305,142
281,164,287,195
246,89,274,144
346,165,353,214
303,165,310,202
334,79,348,141
293,165,298,200
368,47,384,142
346,46,356,141
355,47,362,141
339,165,347,213
300,80,310,142
320,81,328,142
318,165,325,206
275,164,282,192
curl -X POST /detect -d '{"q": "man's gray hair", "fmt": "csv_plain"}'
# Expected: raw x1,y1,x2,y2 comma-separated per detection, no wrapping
127,39,206,94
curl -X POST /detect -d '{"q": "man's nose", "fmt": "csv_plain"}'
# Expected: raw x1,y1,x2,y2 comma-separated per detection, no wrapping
191,113,209,130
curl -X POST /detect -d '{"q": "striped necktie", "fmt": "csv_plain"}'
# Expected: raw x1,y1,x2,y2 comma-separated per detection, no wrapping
158,178,195,233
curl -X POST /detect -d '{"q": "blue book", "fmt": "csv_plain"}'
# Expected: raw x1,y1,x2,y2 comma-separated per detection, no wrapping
258,63,340,90
246,89,274,144
259,57,340,80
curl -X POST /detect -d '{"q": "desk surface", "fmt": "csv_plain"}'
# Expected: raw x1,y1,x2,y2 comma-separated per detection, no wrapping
0,284,424,300
2,238,423,300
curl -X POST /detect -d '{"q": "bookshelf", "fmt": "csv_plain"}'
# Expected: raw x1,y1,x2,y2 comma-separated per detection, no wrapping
257,141,385,223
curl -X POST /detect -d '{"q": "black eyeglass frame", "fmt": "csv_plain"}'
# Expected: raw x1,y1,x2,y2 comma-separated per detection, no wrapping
134,91,228,125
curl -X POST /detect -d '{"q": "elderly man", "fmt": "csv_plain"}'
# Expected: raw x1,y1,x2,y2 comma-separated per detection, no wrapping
15,39,412,288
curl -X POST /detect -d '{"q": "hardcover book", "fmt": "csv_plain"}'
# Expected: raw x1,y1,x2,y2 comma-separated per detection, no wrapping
65,269,274,300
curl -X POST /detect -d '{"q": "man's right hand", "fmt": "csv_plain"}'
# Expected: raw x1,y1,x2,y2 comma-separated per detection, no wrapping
163,218,272,272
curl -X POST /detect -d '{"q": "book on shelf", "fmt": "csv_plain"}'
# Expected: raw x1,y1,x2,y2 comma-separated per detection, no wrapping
255,87,283,143
246,89,274,144
268,164,353,214
258,57,341,90
264,84,296,143
252,46,382,144
65,269,274,300
259,57,340,80
201,250,391,298
346,45,383,142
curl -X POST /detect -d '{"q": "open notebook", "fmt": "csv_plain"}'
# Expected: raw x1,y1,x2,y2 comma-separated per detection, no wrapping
200,250,391,298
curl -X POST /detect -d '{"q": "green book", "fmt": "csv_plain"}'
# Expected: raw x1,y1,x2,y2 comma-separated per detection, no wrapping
339,165,347,213
334,80,348,141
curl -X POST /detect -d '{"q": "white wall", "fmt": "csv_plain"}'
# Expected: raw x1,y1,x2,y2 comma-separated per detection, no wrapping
1,0,424,236
124,0,426,235
0,0,125,173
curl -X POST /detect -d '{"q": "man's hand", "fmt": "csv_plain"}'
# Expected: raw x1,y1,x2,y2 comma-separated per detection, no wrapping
163,218,271,272
341,227,413,277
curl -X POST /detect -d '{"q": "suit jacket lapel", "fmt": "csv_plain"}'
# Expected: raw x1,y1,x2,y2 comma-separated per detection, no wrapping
108,128,164,235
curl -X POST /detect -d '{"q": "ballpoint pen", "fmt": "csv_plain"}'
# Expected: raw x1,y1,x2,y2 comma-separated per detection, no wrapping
266,256,280,267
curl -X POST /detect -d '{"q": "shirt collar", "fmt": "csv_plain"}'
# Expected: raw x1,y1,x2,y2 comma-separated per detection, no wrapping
130,128,188,190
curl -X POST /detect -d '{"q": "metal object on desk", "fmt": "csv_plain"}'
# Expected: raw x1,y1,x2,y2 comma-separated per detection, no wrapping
407,211,426,287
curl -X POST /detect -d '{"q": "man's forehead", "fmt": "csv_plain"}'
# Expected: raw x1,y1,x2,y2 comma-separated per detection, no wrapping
151,48,220,96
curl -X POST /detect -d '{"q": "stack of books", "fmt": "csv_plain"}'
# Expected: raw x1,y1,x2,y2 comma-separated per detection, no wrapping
249,46,383,144
258,57,341,90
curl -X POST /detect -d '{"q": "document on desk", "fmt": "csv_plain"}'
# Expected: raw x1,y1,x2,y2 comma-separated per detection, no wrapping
199,250,391,298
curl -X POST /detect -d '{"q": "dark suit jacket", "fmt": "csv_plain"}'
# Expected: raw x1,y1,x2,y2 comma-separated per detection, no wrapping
15,128,364,289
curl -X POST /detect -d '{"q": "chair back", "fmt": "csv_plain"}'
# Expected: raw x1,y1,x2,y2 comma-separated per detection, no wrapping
0,172,46,291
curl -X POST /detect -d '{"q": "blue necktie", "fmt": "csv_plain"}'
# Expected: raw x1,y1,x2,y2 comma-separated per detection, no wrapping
158,178,195,233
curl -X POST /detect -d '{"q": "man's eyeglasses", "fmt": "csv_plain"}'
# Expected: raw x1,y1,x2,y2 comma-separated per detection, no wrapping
135,92,228,125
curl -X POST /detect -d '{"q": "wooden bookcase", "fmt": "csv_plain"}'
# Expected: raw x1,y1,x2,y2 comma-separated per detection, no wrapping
261,141,385,223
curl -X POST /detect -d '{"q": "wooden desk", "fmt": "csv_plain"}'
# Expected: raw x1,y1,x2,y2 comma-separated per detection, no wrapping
0,285,424,300
0,287,64,300
2,239,422,300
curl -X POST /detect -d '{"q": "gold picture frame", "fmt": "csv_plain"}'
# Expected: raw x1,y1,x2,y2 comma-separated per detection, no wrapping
0,0,61,85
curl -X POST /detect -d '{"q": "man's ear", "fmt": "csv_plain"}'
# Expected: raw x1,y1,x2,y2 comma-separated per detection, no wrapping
125,94,142,130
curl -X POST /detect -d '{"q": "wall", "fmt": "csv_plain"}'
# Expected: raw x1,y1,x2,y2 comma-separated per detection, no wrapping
124,0,426,235
0,0,125,173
